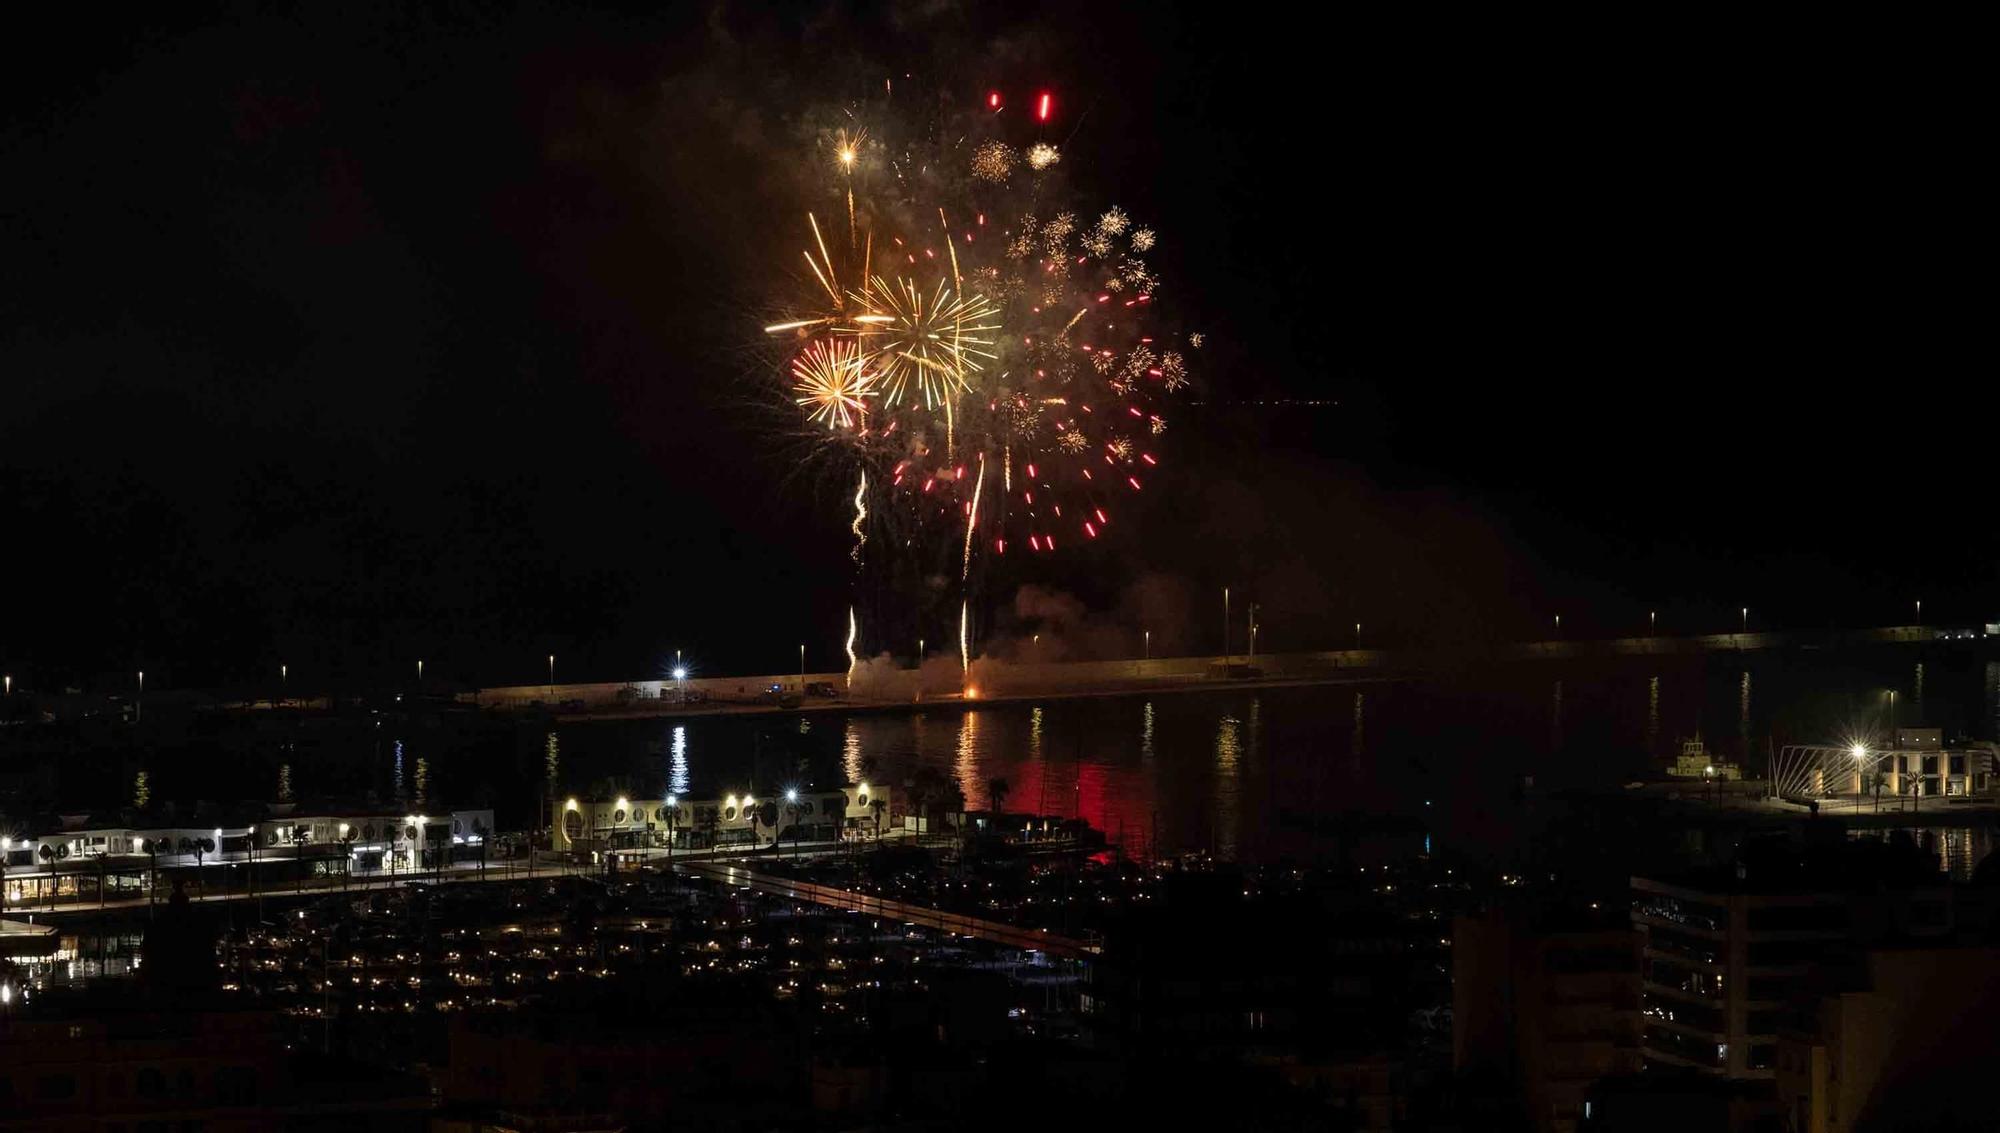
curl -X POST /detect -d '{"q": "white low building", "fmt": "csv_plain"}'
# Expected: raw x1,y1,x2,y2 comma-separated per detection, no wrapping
551,783,893,853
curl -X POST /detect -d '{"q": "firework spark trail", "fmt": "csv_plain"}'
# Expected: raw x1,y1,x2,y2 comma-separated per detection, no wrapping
961,451,985,580
850,469,868,562
807,213,840,304
959,599,970,682
845,605,859,688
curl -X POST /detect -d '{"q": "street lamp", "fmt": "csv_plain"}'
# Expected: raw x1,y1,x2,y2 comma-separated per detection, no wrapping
1144,629,1151,660
416,659,423,683
1355,622,1362,649
1915,599,1922,624
1649,611,1657,634
1741,607,1748,634
1222,587,1230,668
799,643,806,691
547,654,555,688
137,670,144,723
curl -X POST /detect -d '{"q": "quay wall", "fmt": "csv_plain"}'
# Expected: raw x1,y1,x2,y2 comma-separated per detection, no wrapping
462,625,1963,713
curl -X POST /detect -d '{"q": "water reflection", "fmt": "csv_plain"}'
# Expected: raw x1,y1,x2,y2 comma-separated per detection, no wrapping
1850,826,1995,881
1738,671,1753,761
1915,662,1926,720
544,732,560,793
670,724,690,797
955,710,983,808
132,769,150,810
527,668,1995,867
392,740,407,805
1646,676,1661,757
1352,691,1366,766
1214,713,1242,860
277,764,292,804
413,757,429,809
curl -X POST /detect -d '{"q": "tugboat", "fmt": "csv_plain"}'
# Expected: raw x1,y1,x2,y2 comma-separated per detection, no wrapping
1664,737,1740,781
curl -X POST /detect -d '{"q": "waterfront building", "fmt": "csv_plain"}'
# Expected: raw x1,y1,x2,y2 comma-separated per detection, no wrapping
1,804,495,907
1873,728,1994,797
550,783,893,854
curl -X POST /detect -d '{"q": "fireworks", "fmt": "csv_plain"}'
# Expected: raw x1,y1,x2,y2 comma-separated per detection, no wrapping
834,126,867,171
970,140,1016,183
791,338,876,429
842,275,1001,409
764,82,1195,572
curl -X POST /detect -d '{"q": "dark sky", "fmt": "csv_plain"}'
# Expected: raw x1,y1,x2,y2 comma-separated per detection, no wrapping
1,3,1987,689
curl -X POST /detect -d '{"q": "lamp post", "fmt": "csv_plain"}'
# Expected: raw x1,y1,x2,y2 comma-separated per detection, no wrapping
1649,611,1657,635
1740,607,1748,634
547,654,555,690
1144,629,1151,660
1247,603,1258,663
136,670,144,723
1355,622,1361,650
799,643,806,692
280,664,287,704
664,795,677,862
1222,587,1230,670
1915,599,1922,624
784,788,800,858
416,659,423,684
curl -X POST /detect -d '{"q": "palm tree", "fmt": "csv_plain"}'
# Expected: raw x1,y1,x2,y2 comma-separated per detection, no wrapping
986,777,1011,818
869,798,887,841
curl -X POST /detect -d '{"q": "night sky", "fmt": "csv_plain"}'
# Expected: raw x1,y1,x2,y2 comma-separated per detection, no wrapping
2,3,1987,689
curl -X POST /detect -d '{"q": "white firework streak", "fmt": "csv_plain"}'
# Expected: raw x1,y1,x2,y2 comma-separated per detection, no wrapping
845,606,859,689
961,452,985,581
959,599,970,681
850,469,868,563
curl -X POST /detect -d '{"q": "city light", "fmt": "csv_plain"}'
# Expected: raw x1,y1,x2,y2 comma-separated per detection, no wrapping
672,667,687,681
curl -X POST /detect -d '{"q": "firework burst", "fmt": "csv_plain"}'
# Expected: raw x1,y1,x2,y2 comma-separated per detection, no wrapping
792,338,876,428
842,275,1001,409
970,140,1016,183
763,82,1198,579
